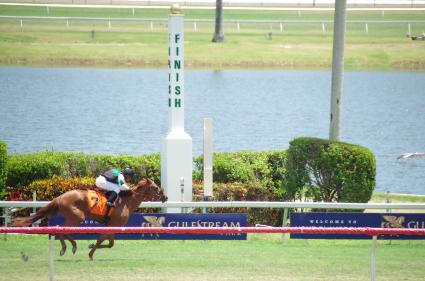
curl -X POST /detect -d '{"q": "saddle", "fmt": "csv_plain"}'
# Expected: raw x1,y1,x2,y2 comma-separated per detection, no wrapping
87,190,114,218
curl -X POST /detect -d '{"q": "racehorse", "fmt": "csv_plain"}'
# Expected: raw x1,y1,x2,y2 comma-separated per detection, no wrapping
12,178,167,260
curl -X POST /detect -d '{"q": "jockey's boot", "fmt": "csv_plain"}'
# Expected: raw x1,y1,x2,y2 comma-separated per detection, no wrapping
106,191,118,208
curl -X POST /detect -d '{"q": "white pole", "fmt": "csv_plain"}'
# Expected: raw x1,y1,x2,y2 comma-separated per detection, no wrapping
49,235,55,281
150,21,153,32
408,23,411,35
329,0,347,141
20,19,23,29
365,23,369,34
280,22,283,32
132,7,135,16
203,118,213,199
322,23,326,33
161,4,193,214
370,235,377,281
108,19,112,30
193,22,197,32
237,22,240,32
66,19,69,29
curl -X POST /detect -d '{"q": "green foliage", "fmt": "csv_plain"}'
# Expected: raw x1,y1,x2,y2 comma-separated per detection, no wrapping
193,182,280,226
6,151,161,188
194,150,287,192
284,137,376,205
24,176,94,201
0,141,7,199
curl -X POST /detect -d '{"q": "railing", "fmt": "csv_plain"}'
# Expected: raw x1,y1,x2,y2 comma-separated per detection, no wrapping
2,200,425,209
1,15,425,34
1,0,425,8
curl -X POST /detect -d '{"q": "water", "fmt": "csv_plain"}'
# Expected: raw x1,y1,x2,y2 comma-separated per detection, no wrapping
0,66,424,195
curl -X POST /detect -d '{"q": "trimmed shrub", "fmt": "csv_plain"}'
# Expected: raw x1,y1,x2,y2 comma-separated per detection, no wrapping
193,182,281,226
284,137,376,205
25,176,95,201
194,150,287,191
6,152,161,188
0,141,7,199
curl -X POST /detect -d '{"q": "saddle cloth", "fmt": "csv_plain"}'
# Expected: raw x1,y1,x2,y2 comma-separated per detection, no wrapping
87,190,113,217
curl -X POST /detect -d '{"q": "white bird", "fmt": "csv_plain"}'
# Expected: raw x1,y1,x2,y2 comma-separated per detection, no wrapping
397,152,425,160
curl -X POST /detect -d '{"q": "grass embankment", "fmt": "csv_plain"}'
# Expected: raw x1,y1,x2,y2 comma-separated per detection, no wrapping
0,6,424,70
1,234,425,281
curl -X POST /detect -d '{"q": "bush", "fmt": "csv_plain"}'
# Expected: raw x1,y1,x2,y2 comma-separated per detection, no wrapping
194,150,287,192
0,141,7,199
6,152,161,188
193,182,281,226
284,137,376,205
25,176,95,201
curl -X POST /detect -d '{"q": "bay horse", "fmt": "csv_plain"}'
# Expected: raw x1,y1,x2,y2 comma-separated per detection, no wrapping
12,178,167,260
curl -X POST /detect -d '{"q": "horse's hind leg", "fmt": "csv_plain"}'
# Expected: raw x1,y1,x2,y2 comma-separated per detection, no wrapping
58,235,67,256
59,211,84,256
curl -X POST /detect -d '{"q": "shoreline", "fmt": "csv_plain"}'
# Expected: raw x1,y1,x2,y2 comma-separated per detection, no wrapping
1,59,425,71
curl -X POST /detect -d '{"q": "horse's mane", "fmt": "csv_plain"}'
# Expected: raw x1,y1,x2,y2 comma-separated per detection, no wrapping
119,189,134,197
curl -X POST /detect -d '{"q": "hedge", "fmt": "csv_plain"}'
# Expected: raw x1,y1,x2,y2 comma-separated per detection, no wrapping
284,137,376,205
194,150,287,192
6,151,160,188
0,141,7,199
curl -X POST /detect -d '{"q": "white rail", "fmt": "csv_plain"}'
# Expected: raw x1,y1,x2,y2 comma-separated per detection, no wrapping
1,15,425,24
2,200,425,209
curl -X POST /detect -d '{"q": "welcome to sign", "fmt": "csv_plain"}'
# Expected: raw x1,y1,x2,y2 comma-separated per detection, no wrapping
291,212,425,240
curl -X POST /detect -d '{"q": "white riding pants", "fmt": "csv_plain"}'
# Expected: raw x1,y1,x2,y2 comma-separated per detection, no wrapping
95,176,126,194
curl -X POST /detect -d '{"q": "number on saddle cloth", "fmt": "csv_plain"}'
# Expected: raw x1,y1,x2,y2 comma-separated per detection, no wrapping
87,190,114,217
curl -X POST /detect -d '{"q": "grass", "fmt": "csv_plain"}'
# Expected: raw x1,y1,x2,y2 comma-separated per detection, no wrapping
372,192,425,203
1,234,425,281
0,6,424,70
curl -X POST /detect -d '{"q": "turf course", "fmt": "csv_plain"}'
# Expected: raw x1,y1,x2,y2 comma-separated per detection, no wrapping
1,234,425,281
0,6,424,69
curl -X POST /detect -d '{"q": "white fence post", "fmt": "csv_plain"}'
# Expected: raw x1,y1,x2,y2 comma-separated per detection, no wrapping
370,235,377,281
49,235,55,281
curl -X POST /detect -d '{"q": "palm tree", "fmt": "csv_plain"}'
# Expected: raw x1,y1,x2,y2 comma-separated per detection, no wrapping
212,0,224,42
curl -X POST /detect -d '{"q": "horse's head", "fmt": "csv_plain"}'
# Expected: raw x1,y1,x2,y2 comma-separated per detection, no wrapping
134,178,167,203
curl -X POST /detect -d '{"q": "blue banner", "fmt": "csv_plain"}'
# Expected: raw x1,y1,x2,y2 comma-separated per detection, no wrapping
290,212,425,240
49,213,247,240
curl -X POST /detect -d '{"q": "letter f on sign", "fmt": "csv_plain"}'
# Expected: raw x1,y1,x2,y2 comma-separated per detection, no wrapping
175,34,180,43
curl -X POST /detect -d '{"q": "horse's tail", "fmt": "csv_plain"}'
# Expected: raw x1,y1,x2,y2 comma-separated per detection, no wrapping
12,199,59,227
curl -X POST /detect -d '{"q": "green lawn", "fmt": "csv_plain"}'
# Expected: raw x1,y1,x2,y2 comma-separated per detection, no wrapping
0,234,424,281
0,6,424,70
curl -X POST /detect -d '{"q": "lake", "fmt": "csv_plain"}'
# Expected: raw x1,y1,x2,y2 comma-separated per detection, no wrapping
0,66,424,195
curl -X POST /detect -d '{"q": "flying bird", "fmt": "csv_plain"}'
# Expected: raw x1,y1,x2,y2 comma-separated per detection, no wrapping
397,152,425,160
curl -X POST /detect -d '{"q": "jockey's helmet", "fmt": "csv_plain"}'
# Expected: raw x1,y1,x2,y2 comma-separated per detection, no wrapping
122,168,135,179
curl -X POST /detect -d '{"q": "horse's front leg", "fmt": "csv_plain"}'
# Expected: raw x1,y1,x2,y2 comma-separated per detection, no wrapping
88,234,115,260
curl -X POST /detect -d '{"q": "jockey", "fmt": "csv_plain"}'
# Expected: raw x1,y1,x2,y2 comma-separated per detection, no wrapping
95,168,135,207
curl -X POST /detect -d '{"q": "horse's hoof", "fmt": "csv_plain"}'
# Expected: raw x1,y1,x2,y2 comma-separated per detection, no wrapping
88,243,94,249
72,247,77,254
60,249,66,256
89,254,94,261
